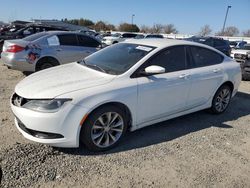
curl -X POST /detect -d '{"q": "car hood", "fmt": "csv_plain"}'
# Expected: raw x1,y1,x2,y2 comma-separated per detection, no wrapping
15,63,116,99
231,49,250,55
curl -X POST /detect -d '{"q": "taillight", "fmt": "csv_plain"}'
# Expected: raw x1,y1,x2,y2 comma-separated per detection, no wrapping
5,45,25,53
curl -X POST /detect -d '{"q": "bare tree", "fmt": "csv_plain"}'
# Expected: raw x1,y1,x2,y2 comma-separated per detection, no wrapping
162,24,178,34
198,25,212,36
140,25,152,33
151,24,164,33
242,29,250,37
216,26,239,36
118,23,140,32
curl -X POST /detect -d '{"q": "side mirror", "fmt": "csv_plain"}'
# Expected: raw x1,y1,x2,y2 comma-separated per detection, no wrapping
141,65,165,76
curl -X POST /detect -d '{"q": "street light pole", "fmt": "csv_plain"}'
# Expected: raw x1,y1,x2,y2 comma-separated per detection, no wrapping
222,5,232,34
132,14,135,25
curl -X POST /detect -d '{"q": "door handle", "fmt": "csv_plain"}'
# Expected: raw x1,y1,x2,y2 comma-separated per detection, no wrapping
179,74,190,79
56,48,62,51
213,68,221,73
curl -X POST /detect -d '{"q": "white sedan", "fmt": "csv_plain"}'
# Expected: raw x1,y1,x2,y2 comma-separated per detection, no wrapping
11,39,241,151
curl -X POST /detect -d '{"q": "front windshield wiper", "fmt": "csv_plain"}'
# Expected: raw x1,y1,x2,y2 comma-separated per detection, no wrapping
81,59,106,73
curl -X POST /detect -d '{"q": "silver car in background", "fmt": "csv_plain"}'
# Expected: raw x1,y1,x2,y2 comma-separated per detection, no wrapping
1,31,102,73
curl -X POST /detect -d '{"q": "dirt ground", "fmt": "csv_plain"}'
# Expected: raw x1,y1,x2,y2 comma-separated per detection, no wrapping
0,62,250,188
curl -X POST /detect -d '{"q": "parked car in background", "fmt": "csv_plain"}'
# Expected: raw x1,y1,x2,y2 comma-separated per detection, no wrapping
102,32,137,45
229,41,247,49
1,31,102,73
145,34,164,38
11,39,241,151
0,24,67,54
134,34,145,39
186,36,231,56
231,44,250,80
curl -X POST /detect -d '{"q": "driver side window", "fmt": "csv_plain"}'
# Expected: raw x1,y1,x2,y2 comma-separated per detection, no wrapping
148,46,186,73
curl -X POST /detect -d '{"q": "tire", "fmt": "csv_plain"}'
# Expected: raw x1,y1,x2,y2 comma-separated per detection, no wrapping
80,105,128,151
36,58,59,72
22,71,32,76
210,85,232,114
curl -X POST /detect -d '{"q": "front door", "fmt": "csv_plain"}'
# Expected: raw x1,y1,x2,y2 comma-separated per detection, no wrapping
135,46,191,125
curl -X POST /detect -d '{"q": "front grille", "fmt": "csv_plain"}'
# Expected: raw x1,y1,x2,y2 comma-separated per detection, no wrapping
12,93,29,107
234,53,247,60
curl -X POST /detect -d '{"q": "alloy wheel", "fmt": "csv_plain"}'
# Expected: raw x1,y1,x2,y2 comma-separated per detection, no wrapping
91,112,124,148
215,88,231,112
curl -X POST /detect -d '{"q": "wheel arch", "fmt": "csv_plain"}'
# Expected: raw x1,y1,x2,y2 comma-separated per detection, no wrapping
35,56,60,71
220,81,234,92
81,101,133,129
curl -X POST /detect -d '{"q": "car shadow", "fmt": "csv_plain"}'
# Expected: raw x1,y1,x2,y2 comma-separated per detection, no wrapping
56,91,250,156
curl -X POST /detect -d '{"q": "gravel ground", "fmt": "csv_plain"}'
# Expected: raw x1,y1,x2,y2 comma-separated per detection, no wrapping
0,62,250,188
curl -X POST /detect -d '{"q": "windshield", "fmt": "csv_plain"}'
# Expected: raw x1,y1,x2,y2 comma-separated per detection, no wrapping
111,33,121,37
241,45,250,50
83,43,155,75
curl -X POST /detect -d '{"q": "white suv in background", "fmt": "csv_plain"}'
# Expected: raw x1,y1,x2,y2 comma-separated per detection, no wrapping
102,32,137,45
231,44,250,62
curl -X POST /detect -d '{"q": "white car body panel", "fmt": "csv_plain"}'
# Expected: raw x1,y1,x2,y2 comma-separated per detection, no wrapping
11,39,242,148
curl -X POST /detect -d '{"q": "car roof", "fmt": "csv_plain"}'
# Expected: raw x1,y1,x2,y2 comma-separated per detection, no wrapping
123,38,211,48
38,31,100,39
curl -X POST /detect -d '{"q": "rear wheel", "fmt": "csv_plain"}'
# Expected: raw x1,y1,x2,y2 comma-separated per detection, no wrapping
36,58,59,72
210,85,232,114
80,105,127,151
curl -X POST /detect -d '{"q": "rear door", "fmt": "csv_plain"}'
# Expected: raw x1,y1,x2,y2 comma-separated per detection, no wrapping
76,34,101,58
186,46,224,108
56,34,83,64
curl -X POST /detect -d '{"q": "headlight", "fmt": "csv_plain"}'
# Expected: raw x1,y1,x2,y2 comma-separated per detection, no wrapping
22,99,71,113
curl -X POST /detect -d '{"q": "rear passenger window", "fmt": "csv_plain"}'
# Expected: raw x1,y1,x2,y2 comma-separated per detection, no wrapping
189,46,223,68
57,34,78,46
148,46,186,73
77,35,100,48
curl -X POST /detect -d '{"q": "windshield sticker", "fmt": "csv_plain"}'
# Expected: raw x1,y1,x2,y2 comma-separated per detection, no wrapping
136,46,152,52
47,35,60,46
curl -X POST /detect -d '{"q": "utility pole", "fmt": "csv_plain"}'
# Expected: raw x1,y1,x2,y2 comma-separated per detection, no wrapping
132,14,135,25
222,5,232,34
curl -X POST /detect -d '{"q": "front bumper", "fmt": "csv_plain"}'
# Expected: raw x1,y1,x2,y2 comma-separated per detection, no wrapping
1,52,35,72
11,98,89,148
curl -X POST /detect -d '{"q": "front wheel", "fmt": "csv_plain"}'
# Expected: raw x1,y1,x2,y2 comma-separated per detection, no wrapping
80,105,127,151
210,85,232,114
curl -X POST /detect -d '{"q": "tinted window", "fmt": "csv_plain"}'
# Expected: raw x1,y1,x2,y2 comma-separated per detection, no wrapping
77,35,100,47
58,34,78,46
145,34,164,38
242,45,250,50
203,38,213,46
147,46,186,73
214,39,226,47
189,46,223,68
122,33,137,38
